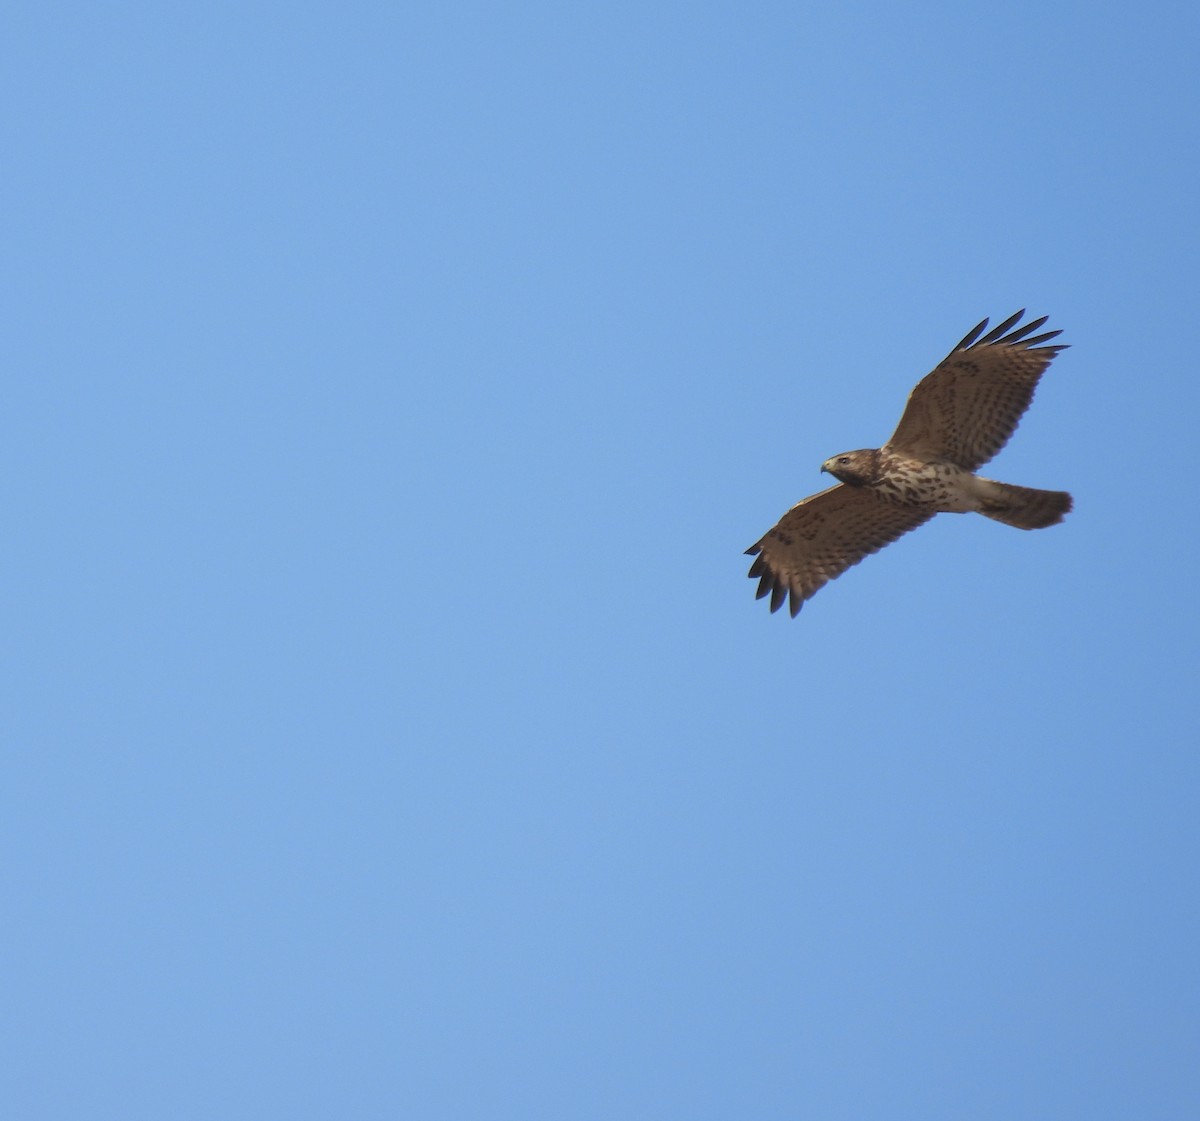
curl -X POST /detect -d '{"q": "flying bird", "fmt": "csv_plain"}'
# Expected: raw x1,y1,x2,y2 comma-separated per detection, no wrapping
745,310,1072,617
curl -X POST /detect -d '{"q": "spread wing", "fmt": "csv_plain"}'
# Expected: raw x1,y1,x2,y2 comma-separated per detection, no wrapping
885,310,1068,471
745,484,933,616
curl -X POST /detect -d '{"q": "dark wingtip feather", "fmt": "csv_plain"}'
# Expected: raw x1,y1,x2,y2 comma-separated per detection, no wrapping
1020,328,1063,349
747,554,766,579
977,309,1025,345
954,316,990,351
957,311,1067,356
769,583,786,613
1000,314,1049,344
755,573,773,601
745,543,762,556
789,588,803,617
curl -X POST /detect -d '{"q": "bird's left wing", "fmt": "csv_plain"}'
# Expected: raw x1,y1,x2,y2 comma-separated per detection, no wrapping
745,483,933,616
885,310,1067,472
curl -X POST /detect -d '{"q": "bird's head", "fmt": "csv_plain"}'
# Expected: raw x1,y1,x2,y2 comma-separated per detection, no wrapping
821,449,880,487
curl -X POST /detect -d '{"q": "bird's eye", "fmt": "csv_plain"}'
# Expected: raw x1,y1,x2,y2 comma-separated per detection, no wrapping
839,456,850,464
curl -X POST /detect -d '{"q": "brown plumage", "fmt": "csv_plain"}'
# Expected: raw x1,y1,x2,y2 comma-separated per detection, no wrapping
745,310,1072,617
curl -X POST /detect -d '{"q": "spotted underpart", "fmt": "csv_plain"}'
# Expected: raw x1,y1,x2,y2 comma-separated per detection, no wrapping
745,309,1072,617
861,455,981,513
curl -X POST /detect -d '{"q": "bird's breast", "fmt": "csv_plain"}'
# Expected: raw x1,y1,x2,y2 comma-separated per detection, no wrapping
870,457,980,513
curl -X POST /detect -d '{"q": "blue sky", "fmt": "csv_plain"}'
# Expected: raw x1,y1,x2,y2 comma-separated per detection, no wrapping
3,2,1198,1118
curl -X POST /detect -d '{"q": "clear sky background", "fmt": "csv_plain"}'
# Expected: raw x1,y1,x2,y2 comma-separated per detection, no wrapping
3,2,1198,1118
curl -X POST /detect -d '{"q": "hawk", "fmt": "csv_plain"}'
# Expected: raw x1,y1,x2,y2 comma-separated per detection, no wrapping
746,310,1072,616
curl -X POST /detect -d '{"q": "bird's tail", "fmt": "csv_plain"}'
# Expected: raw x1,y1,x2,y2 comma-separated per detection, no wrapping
976,479,1072,529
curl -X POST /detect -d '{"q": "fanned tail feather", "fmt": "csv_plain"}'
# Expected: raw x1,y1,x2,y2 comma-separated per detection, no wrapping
977,480,1072,530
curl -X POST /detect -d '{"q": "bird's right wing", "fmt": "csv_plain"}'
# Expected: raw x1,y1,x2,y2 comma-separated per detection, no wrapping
745,484,933,617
